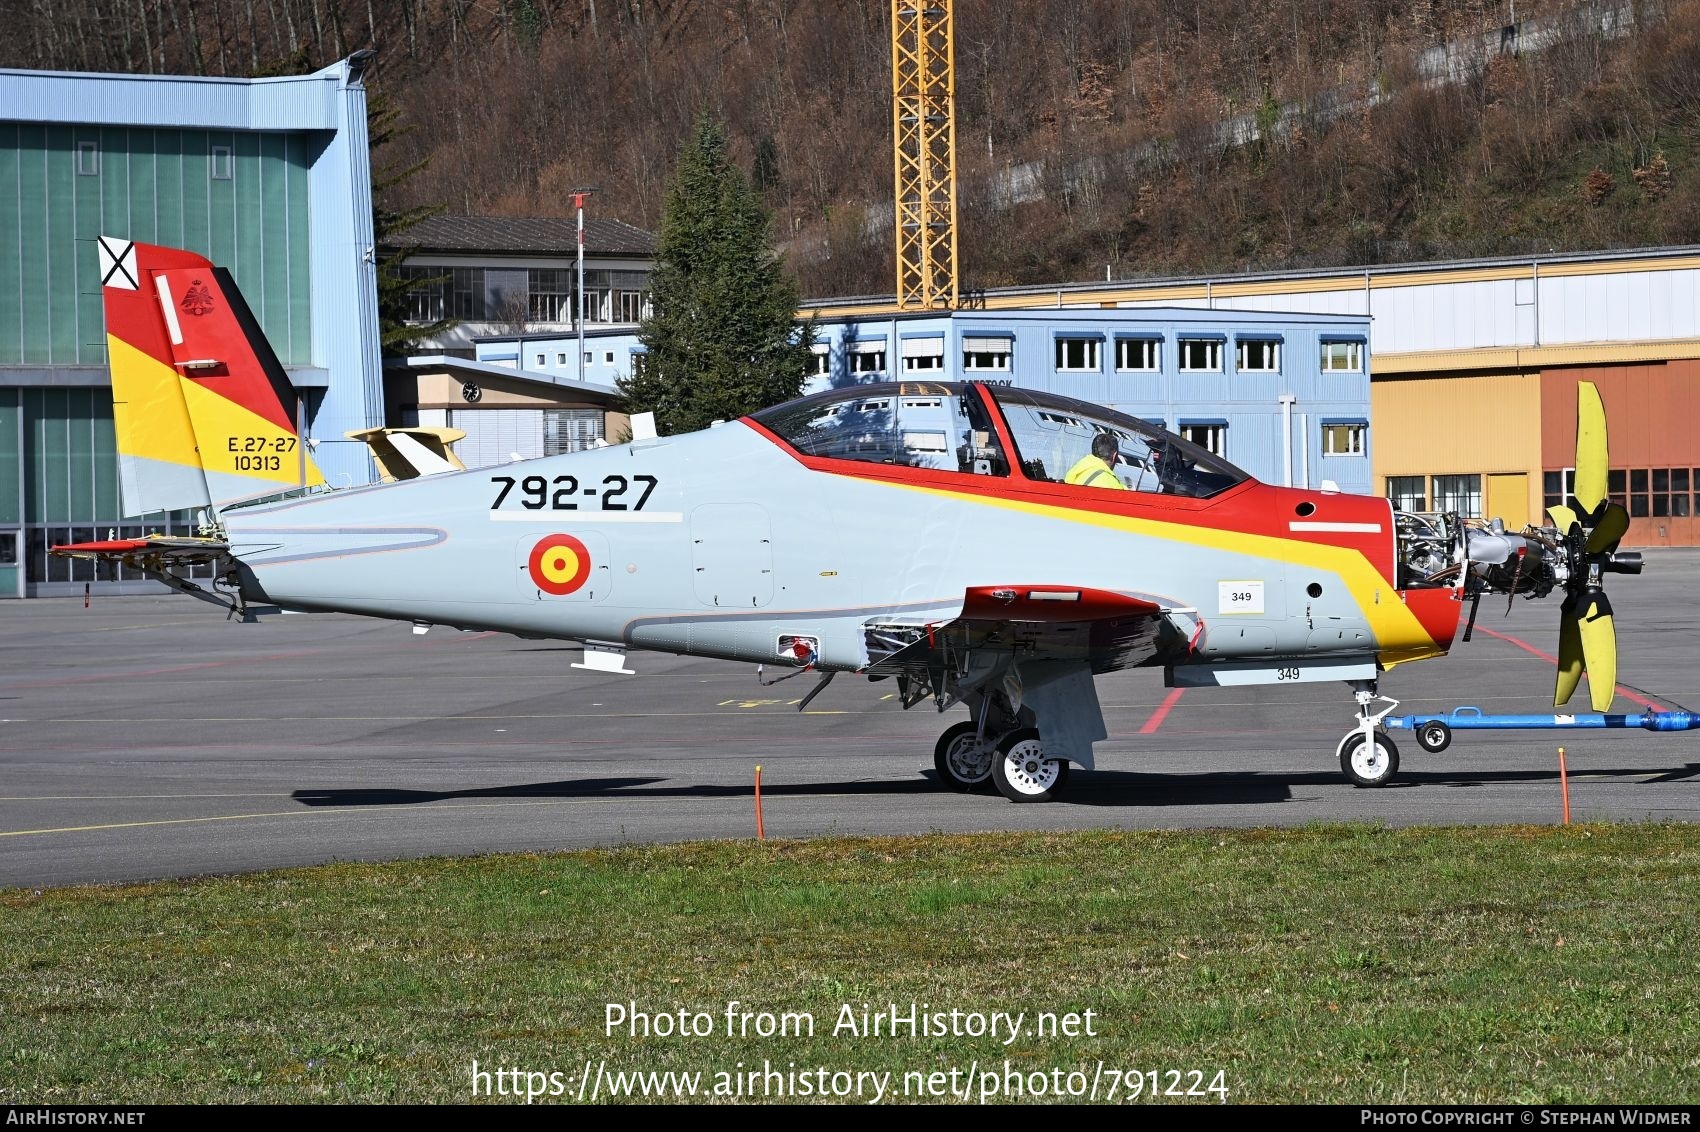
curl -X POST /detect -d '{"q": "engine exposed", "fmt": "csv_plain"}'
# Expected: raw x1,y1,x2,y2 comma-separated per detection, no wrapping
1394,510,1567,599
1396,507,1645,599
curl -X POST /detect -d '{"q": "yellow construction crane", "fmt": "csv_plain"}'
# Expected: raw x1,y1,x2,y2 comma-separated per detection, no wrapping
891,1,959,310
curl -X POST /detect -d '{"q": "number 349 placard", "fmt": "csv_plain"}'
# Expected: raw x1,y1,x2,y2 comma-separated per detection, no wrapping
1217,580,1265,615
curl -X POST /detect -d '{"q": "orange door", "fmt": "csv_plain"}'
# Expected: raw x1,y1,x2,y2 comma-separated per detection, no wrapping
1486,473,1530,531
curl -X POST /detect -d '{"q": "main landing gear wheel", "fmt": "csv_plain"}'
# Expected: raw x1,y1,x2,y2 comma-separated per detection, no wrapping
933,721,996,792
991,728,1071,803
1415,720,1453,754
1338,731,1401,788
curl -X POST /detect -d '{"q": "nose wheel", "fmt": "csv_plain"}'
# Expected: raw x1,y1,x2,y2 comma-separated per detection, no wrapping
1337,682,1402,787
1337,730,1401,788
991,728,1071,803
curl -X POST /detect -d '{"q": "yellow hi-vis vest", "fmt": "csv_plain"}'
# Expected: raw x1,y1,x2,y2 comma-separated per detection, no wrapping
1064,454,1126,489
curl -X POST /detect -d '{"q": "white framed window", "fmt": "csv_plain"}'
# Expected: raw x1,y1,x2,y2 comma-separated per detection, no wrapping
1236,338,1280,372
901,337,946,372
1180,422,1227,456
1322,422,1367,456
1055,337,1100,371
535,353,546,367
210,145,233,180
1319,418,1360,455
1321,339,1363,372
1178,338,1222,372
527,269,572,321
962,336,1012,371
849,343,887,374
1541,469,1576,517
76,141,99,176
605,351,615,364
583,351,593,364
807,346,831,377
557,352,568,365
1115,337,1160,372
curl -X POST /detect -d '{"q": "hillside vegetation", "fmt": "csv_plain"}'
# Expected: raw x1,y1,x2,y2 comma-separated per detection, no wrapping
7,0,1699,297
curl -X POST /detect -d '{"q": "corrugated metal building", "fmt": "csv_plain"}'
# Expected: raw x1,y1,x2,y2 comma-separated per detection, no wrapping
473,307,1377,493
0,59,383,597
813,248,1700,545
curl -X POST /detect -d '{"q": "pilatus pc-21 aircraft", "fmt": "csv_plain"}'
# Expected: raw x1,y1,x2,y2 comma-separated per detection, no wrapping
58,237,1650,802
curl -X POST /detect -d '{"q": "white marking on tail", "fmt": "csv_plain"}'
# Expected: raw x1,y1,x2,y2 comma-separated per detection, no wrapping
154,275,184,345
98,236,138,290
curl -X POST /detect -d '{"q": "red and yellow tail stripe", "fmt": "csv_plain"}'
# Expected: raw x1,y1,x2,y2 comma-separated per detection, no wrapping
98,236,323,517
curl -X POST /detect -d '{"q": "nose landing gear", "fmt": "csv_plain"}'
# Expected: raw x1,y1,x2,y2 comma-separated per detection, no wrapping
1337,730,1401,787
1336,681,1403,788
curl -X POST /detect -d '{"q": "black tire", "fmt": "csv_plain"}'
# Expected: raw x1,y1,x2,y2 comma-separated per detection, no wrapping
1339,731,1401,787
933,721,996,792
1415,720,1452,754
991,727,1071,803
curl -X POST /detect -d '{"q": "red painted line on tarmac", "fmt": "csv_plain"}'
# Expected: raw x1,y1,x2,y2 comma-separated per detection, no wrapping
1474,626,1665,712
1139,688,1185,734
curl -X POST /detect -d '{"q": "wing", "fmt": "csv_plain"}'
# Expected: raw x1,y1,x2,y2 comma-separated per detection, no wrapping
863,584,1190,689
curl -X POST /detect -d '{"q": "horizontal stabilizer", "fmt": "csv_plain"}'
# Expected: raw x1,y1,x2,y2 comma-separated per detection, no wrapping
52,533,231,570
346,427,468,482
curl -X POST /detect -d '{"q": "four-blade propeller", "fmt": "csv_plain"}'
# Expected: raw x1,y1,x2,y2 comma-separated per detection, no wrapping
1547,382,1641,712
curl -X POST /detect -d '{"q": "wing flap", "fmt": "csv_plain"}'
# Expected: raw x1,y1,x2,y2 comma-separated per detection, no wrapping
960,584,1162,622
865,584,1182,677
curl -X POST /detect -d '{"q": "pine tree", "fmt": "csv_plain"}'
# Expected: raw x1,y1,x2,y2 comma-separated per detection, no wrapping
249,56,452,358
368,91,454,356
622,115,813,435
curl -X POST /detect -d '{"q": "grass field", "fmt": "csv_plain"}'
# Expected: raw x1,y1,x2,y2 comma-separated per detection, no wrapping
4,824,1699,1104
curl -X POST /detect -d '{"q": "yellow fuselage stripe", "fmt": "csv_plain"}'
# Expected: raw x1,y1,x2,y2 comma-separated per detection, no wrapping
873,479,1445,668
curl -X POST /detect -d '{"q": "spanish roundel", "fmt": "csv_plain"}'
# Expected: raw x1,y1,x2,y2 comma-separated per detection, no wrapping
528,533,592,596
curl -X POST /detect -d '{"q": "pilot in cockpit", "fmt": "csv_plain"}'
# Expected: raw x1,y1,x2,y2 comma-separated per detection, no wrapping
1064,432,1128,491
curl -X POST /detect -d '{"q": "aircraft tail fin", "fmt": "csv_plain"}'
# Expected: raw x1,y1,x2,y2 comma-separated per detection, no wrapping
98,235,324,518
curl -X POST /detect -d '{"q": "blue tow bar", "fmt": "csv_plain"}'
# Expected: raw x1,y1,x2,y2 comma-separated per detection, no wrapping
1386,707,1700,734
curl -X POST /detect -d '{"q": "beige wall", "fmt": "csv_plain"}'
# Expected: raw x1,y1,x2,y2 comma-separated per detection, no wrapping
1372,371,1544,520
385,368,627,445
393,370,622,414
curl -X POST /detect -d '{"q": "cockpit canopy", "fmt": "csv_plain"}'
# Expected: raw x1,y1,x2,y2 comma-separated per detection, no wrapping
750,381,1250,499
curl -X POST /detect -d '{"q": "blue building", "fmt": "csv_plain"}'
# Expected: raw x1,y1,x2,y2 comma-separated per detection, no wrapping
0,58,383,597
472,306,1374,494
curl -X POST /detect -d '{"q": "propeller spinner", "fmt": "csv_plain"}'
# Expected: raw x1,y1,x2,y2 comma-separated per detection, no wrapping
1547,382,1642,712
